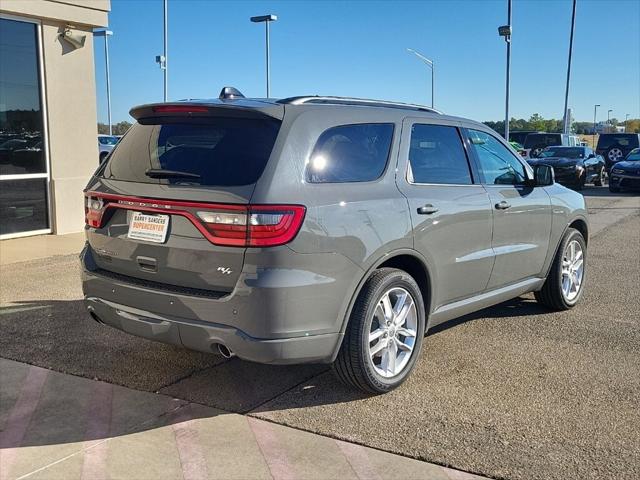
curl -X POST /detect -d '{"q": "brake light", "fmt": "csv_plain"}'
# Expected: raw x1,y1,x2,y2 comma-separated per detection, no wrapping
84,192,305,247
84,194,110,228
196,205,306,247
153,105,209,114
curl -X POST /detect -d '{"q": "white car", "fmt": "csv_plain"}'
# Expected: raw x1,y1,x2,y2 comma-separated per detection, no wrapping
98,134,119,163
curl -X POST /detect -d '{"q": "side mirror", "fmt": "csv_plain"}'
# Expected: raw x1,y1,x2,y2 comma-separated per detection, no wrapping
533,164,554,186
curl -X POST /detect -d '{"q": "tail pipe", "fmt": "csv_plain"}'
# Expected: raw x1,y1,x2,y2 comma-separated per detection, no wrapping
217,344,235,359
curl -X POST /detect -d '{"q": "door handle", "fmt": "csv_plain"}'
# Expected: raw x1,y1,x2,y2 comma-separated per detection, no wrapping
495,200,511,210
417,204,439,215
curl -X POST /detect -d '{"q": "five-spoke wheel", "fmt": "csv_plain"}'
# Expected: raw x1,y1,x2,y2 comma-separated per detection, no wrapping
333,268,425,393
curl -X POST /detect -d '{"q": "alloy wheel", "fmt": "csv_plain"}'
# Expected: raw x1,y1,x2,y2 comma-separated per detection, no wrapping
367,287,418,378
608,148,624,163
561,240,584,302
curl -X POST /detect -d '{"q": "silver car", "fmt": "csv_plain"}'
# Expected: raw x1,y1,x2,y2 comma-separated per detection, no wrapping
82,88,589,393
98,134,119,163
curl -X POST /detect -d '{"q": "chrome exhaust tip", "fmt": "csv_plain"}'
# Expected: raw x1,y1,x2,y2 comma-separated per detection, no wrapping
217,344,235,359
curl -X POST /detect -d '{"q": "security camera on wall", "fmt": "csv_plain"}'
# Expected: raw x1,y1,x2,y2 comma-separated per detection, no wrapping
60,27,86,50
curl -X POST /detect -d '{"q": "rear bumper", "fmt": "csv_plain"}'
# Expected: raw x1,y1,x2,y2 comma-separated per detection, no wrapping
81,244,359,364
85,296,341,364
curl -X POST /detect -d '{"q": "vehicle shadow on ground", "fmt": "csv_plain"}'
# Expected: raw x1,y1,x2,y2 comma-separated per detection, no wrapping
0,294,553,443
427,295,547,336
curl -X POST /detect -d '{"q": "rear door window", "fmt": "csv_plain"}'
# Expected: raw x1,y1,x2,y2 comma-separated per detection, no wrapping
407,124,473,184
306,123,394,183
102,118,281,186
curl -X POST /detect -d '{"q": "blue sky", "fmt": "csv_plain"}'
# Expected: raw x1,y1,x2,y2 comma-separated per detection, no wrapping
95,0,640,124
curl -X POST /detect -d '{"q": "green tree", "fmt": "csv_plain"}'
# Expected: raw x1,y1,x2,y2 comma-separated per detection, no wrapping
97,121,132,136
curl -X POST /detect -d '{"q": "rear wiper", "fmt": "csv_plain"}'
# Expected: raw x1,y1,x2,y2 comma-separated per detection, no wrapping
145,168,201,179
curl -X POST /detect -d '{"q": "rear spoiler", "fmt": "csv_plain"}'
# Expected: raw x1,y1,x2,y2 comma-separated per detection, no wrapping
130,100,285,122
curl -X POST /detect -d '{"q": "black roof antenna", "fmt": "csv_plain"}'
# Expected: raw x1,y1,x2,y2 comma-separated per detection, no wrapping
219,87,245,100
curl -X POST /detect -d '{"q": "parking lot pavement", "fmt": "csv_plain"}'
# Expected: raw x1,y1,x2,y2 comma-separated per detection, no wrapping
0,359,485,480
0,186,638,480
253,212,640,480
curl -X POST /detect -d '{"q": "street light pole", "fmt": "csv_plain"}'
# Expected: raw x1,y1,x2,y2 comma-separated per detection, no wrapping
251,14,277,98
406,48,435,109
163,0,168,102
593,104,600,147
608,109,613,132
563,0,577,134
498,0,513,141
95,30,113,135
625,114,630,132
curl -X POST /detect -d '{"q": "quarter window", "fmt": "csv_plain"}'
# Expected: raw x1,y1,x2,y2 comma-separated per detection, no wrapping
468,129,527,185
408,124,472,185
306,123,394,183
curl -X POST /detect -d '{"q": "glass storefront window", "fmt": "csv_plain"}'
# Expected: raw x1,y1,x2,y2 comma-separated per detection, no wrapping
0,16,49,236
0,178,48,235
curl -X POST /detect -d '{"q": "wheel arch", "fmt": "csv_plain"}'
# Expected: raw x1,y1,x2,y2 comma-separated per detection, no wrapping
329,249,433,362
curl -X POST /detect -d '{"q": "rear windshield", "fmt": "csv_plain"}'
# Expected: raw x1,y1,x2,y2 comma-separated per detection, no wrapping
101,118,281,186
524,134,561,148
597,134,639,149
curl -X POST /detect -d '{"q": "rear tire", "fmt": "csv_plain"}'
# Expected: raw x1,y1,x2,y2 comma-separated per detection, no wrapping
535,228,586,311
332,268,426,394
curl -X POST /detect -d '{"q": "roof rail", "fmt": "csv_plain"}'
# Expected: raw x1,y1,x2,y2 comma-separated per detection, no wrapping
277,96,442,114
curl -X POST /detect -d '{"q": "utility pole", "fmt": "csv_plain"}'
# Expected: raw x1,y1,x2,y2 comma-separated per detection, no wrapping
163,0,168,101
498,0,513,140
593,104,600,148
563,0,577,134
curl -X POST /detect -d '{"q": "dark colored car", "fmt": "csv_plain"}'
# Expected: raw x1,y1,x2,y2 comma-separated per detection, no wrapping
596,133,640,171
528,146,606,190
523,133,581,158
609,148,640,192
509,130,540,146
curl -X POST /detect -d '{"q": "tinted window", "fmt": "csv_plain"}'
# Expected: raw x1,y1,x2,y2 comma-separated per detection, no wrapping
102,118,281,186
408,124,472,185
306,124,393,183
524,134,562,149
0,18,46,176
468,129,527,185
597,134,640,149
0,178,48,235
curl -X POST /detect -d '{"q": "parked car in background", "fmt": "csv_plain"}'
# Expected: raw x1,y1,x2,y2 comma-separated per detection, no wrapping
509,130,540,146
509,140,524,152
609,147,640,193
524,133,581,159
98,134,119,163
596,133,640,171
528,146,605,190
82,89,589,393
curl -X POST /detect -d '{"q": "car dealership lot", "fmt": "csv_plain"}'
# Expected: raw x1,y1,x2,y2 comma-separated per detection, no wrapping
1,187,638,480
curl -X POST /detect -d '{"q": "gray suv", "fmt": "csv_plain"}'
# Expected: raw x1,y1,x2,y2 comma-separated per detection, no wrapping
82,88,589,393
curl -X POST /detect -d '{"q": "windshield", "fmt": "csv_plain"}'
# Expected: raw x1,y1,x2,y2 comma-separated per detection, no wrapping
98,136,119,145
540,147,583,159
626,149,640,161
102,117,281,186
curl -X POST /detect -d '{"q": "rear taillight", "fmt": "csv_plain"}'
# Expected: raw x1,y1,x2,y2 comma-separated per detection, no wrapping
84,192,305,247
197,205,306,247
84,194,110,228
